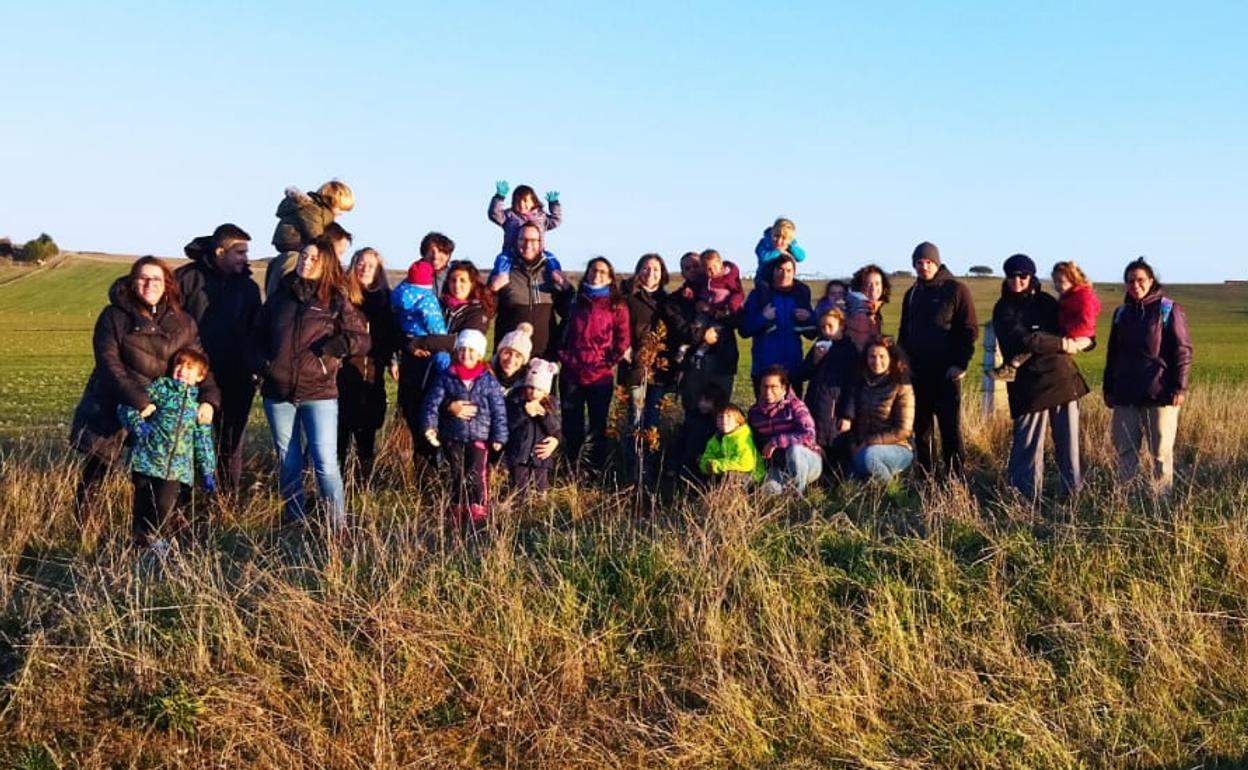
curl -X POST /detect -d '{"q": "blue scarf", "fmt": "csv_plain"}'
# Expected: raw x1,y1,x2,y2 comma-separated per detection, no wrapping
583,283,611,299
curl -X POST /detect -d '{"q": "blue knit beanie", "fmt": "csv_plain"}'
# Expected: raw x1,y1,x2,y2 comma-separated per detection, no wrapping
1002,254,1037,277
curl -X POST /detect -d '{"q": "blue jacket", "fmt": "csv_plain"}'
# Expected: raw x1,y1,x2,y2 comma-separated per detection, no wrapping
420,367,509,445
392,282,450,371
117,377,216,485
739,281,814,377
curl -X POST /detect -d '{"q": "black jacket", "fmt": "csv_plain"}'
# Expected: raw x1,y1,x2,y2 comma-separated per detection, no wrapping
795,337,858,446
898,265,978,376
1103,286,1193,407
619,282,690,388
400,299,491,394
177,238,262,389
991,280,1089,419
504,390,562,469
494,254,572,361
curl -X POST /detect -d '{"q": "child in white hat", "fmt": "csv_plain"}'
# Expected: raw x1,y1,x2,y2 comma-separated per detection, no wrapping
503,358,562,495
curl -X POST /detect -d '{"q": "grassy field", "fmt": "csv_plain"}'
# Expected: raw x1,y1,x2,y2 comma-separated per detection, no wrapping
4,256,1248,768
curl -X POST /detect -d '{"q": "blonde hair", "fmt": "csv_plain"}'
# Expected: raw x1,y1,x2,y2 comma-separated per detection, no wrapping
318,179,355,212
819,307,845,326
1052,261,1092,289
345,247,386,306
773,217,796,236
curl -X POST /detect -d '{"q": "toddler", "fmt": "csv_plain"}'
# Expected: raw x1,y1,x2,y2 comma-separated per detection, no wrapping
994,260,1101,381
488,180,566,290
698,403,765,483
682,249,745,363
393,260,451,372
815,279,848,318
754,217,807,284
271,179,354,253
504,358,562,495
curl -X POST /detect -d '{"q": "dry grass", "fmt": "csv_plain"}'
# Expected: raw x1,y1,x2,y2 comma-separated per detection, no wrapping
3,388,1248,768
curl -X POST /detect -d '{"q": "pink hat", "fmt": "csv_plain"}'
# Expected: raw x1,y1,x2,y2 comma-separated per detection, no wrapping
407,260,435,287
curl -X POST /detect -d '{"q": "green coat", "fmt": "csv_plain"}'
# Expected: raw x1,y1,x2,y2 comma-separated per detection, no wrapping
271,188,336,253
117,377,216,485
699,423,765,481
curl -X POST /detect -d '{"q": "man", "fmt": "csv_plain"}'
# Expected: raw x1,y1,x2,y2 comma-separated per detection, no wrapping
177,223,263,492
897,241,978,475
264,222,352,299
492,222,571,359
418,231,454,296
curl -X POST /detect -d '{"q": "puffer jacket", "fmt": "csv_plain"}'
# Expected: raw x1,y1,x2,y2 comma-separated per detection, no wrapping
898,265,978,376
177,238,262,389
1104,285,1193,407
504,390,562,469
1058,284,1101,340
839,375,915,447
70,278,221,462
740,280,815,377
748,389,819,455
271,187,336,252
117,377,216,484
392,281,450,372
619,282,689,388
796,338,858,446
559,291,631,387
992,279,1090,419
495,253,572,360
488,195,563,253
698,422,765,481
251,274,370,403
420,364,508,444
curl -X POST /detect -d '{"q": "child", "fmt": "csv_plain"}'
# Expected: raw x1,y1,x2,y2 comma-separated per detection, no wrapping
815,279,848,318
676,382,729,483
116,348,217,551
420,330,508,527
754,217,808,284
504,358,562,495
271,179,354,253
796,308,858,470
994,260,1101,382
487,180,566,290
683,249,745,363
698,403,765,483
393,260,451,373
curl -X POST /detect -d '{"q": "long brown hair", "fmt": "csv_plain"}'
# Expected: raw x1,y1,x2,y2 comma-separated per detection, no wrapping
443,260,495,318
127,256,180,313
305,236,347,307
862,336,909,383
345,247,388,306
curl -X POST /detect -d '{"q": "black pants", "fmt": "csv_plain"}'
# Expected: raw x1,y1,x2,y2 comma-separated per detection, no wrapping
445,440,490,515
509,464,550,495
215,381,255,492
560,375,614,472
397,358,440,478
913,373,965,474
337,423,379,485
132,473,185,546
75,453,111,526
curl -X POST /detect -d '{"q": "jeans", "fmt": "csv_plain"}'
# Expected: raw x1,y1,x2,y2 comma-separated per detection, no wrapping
263,398,346,528
762,444,823,495
1111,405,1180,494
1007,400,1081,500
852,444,914,482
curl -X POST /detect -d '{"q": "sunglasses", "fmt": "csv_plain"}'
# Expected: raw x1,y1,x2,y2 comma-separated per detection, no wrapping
1007,272,1031,280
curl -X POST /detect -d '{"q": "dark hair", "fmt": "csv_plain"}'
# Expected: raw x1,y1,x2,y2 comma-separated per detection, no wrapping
770,254,798,283
443,260,496,318
211,223,250,250
851,264,892,304
322,221,353,244
696,381,729,408
1123,257,1160,288
825,279,848,295
579,256,624,305
679,251,703,277
305,235,348,307
419,232,455,259
862,336,909,383
171,347,210,374
758,364,790,388
630,253,669,293
127,256,181,312
511,185,543,212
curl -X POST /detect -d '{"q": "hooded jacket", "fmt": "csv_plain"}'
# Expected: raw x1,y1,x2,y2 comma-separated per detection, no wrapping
504,389,562,469
70,278,221,461
559,290,631,387
619,281,689,388
495,253,571,360
991,280,1090,419
699,422,766,481
271,188,336,253
1103,285,1193,407
420,365,509,445
898,264,978,376
117,377,216,485
740,280,815,377
176,237,262,388
796,337,858,446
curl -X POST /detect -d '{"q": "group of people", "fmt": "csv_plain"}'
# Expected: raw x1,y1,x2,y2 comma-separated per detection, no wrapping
67,178,1195,553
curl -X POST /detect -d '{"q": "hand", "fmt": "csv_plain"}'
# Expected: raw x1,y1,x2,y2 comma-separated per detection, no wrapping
424,429,441,448
197,403,214,424
763,444,776,460
412,348,431,358
495,180,509,197
140,403,157,419
945,367,966,381
545,190,559,204
389,361,400,381
702,327,720,346
762,304,777,321
449,401,478,420
524,400,546,417
491,442,504,453
812,345,828,362
794,308,811,323
534,436,559,460
1060,337,1079,355
203,474,217,495
837,418,852,434
1173,392,1186,407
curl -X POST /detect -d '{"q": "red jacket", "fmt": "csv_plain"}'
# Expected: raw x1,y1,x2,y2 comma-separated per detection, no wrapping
559,293,631,386
1058,284,1101,339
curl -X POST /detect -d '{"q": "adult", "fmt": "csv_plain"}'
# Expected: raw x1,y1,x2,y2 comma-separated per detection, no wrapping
740,254,815,393
337,247,395,485
671,251,738,410
747,365,823,495
265,221,351,300
178,223,261,493
897,241,978,475
991,254,1089,500
251,236,369,529
839,338,915,482
1103,258,1193,495
559,256,630,471
492,322,560,464
493,222,572,360
418,231,455,298
397,259,493,476
847,264,891,349
70,256,220,522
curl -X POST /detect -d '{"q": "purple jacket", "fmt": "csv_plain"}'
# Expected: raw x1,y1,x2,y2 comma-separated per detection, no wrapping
488,195,563,252
559,292,631,387
1104,286,1193,407
748,389,819,456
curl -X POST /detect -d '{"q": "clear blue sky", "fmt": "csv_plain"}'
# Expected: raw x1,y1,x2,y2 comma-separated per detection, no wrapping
3,1,1245,282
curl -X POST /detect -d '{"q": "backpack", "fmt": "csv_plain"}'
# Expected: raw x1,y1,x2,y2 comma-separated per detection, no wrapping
1113,297,1173,328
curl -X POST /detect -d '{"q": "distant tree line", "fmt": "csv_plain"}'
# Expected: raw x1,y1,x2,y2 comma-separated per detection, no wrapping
0,233,60,262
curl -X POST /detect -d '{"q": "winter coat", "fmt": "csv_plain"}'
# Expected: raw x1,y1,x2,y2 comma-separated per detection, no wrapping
271,188,336,253
402,299,491,394
748,389,819,456
504,390,562,469
392,280,450,372
991,280,1090,419
559,291,631,387
70,278,221,462
697,262,746,316
698,423,765,481
619,282,689,388
839,375,915,448
898,265,978,377
338,285,395,431
1058,284,1101,340
117,377,216,485
795,338,858,446
1103,286,1193,407
251,274,370,403
495,253,572,361
671,279,740,379
739,281,815,378
754,227,807,282
420,366,508,445
176,239,262,389
488,195,563,253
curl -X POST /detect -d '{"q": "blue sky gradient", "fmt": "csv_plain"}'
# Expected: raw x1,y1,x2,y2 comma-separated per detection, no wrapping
3,1,1245,281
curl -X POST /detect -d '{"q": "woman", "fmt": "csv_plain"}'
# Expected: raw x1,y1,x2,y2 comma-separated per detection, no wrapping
839,337,915,482
70,256,220,523
252,236,369,529
748,364,823,495
559,256,630,472
847,263,891,349
991,254,1089,500
740,254,815,393
1103,258,1192,495
397,260,493,476
337,247,395,485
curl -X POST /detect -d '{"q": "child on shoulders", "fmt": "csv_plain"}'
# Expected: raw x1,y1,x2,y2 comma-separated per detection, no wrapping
754,217,807,285
488,180,567,290
271,179,354,253
393,260,451,372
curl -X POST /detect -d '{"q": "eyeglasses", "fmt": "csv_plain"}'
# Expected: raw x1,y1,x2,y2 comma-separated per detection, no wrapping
1007,273,1030,280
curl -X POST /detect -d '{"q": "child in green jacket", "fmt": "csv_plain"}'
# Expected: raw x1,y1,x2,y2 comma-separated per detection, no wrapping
699,403,765,483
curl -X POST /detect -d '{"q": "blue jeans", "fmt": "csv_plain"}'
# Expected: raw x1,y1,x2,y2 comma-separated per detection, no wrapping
852,444,914,482
763,444,823,495
264,398,346,528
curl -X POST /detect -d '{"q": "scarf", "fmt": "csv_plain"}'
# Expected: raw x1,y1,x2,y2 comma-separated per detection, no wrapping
583,283,611,299
451,361,487,382
444,294,469,310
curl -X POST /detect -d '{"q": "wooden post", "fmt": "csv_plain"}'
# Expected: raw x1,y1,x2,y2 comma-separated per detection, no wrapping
981,321,1007,413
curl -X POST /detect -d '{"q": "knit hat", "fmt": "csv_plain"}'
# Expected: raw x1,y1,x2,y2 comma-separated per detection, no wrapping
497,321,534,362
911,241,941,267
1002,253,1037,277
455,329,487,356
407,260,435,287
525,358,559,392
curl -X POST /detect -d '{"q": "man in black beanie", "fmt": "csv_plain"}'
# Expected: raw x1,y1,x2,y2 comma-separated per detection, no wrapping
898,241,979,475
